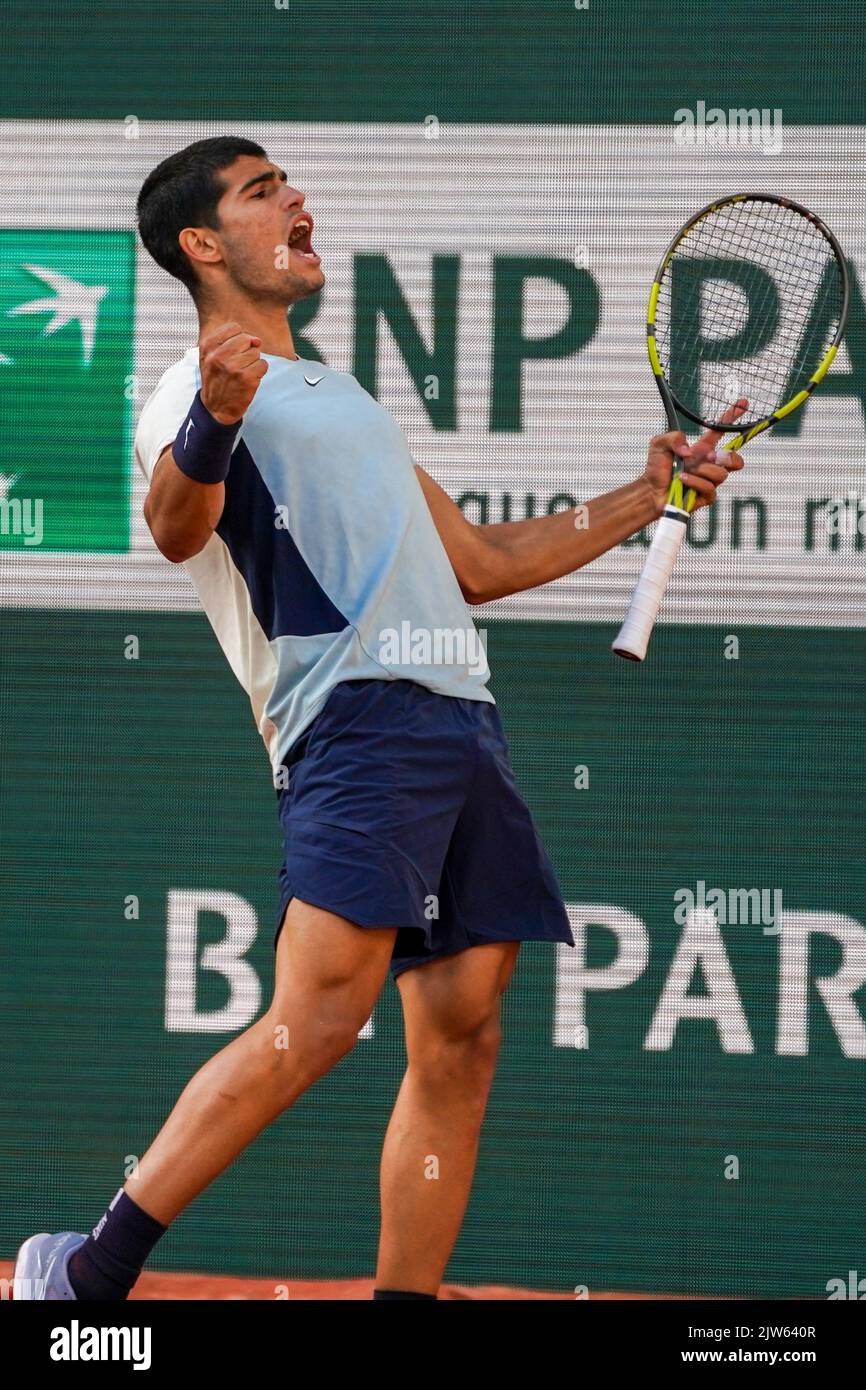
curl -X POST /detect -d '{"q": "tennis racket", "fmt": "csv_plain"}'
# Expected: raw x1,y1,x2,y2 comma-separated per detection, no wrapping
612,192,849,662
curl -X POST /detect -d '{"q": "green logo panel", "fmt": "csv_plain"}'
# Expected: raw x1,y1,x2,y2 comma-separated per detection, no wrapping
0,230,135,551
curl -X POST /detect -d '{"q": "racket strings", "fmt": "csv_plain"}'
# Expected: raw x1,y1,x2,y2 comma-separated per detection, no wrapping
654,199,844,426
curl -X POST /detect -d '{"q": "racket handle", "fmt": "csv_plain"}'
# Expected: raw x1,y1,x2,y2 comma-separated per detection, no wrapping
612,510,688,662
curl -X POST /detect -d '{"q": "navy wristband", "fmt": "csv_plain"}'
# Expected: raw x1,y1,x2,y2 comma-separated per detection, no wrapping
173,390,242,484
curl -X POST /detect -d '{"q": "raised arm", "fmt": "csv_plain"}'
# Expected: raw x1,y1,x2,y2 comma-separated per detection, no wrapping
144,322,268,563
144,444,226,563
415,427,742,606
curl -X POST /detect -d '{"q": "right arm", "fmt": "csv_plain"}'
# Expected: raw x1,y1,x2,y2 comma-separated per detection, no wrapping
143,322,269,564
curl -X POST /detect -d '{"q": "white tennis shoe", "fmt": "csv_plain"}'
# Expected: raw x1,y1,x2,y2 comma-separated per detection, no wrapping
12,1231,86,1299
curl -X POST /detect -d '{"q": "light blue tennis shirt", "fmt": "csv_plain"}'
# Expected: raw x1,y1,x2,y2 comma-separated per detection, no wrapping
134,349,494,776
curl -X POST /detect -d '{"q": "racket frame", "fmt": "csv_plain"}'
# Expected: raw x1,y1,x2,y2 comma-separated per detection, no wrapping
612,192,849,662
647,191,849,448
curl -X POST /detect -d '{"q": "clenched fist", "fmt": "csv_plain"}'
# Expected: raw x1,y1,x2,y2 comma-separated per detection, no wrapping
199,322,269,425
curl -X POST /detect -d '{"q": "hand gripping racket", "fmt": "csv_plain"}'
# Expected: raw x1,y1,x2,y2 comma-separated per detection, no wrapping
612,192,849,662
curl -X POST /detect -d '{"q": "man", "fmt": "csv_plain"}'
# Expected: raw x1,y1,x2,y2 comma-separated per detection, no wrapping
14,136,742,1301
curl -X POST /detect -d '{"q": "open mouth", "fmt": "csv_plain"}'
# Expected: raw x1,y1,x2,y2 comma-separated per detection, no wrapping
286,214,319,263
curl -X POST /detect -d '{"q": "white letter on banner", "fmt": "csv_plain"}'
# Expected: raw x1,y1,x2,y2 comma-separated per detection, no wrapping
645,908,753,1053
165,889,261,1032
777,911,866,1058
553,905,648,1048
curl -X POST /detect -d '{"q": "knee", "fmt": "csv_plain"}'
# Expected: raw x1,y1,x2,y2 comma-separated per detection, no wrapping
261,1003,366,1090
466,1014,502,1069
418,1013,503,1089
307,1016,365,1070
268,960,377,1067
464,1024,502,1097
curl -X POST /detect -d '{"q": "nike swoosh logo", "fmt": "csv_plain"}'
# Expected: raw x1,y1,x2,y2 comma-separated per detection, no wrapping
304,374,324,386
184,420,195,447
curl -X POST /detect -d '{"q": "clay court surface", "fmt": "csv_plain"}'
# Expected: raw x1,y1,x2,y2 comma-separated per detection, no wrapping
0,1260,693,1299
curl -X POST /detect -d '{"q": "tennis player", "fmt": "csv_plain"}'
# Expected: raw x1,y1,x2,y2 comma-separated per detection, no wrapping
14,137,742,1302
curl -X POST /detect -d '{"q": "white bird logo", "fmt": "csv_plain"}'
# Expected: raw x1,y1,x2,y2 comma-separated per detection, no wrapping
7,265,109,368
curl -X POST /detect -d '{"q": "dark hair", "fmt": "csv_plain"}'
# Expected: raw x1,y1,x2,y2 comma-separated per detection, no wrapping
136,136,267,302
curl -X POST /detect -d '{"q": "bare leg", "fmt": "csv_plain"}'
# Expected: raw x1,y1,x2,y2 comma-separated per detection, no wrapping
124,900,396,1225
376,942,521,1294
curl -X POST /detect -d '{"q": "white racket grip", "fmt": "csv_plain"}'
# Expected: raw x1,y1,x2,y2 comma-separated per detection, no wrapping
612,511,688,662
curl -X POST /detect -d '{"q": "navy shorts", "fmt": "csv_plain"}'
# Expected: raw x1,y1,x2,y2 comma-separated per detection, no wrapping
273,678,574,979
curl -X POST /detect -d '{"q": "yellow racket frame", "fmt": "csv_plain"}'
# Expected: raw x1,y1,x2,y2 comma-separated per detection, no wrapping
646,193,848,513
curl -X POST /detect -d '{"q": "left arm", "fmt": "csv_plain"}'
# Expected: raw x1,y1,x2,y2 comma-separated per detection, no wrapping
415,428,744,606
